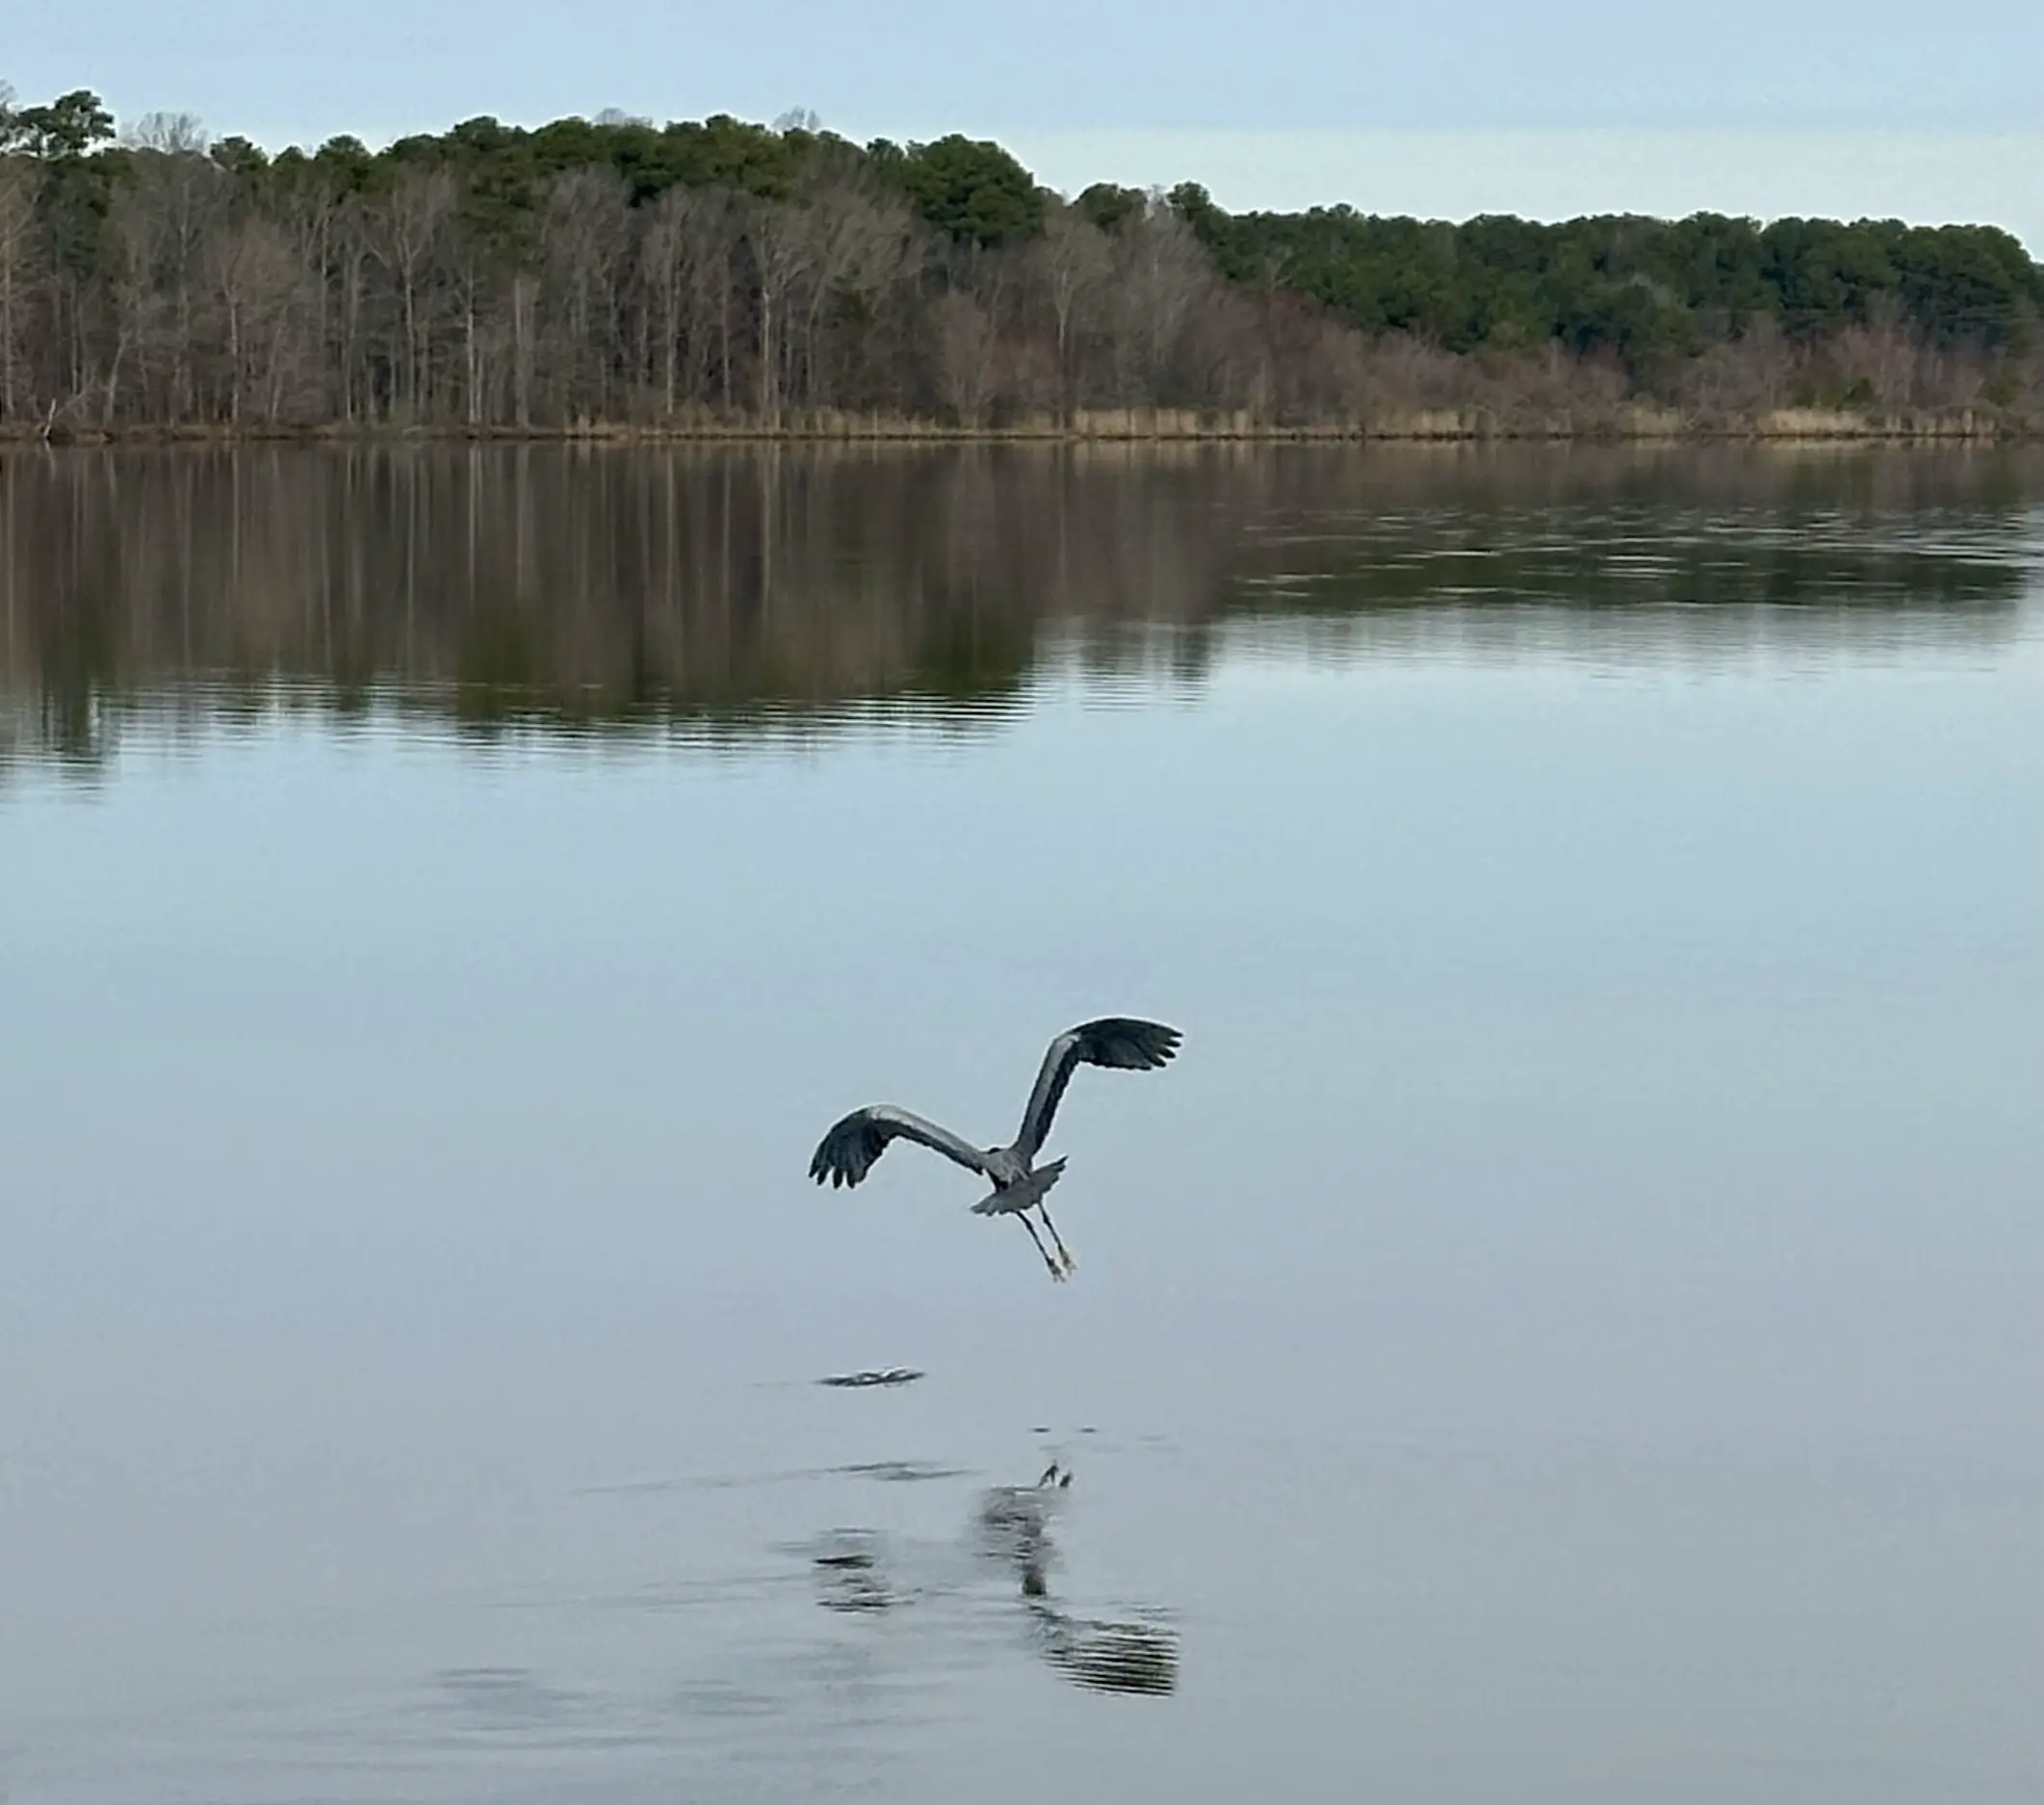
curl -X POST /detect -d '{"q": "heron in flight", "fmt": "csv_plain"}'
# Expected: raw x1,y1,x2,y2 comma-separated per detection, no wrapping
809,1018,1181,1280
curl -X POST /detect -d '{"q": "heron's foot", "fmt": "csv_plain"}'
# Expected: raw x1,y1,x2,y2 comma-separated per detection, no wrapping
1020,1214,1068,1281
1037,1209,1077,1276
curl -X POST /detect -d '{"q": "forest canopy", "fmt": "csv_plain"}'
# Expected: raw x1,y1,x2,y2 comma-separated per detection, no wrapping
2,85,2039,435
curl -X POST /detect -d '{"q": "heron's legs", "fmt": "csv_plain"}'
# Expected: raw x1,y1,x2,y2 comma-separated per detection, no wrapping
1037,1205,1077,1276
1018,1213,1066,1282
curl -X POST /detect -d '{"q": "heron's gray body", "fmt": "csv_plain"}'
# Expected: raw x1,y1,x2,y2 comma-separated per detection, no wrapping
970,1157,1066,1218
808,1018,1179,1279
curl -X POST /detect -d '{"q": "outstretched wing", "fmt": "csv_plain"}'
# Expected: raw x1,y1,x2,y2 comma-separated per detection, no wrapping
1016,1018,1181,1160
809,1105,993,1190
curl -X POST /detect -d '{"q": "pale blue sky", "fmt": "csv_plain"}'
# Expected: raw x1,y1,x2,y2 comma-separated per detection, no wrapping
7,1,2044,235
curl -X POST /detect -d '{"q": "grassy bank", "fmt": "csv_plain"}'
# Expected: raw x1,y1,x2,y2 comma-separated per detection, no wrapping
3,405,2034,447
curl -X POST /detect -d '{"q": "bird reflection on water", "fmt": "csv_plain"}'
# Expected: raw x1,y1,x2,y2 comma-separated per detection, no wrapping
975,1462,1179,1698
812,1461,1178,1698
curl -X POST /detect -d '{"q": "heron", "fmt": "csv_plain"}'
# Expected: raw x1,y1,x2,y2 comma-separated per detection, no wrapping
808,1018,1181,1280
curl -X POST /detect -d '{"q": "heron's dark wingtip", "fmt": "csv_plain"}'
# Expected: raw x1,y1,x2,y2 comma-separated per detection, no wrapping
1065,1016,1183,1074
1125,1018,1182,1067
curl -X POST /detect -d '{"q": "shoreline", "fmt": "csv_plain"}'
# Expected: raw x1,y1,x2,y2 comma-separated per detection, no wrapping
1,407,2035,449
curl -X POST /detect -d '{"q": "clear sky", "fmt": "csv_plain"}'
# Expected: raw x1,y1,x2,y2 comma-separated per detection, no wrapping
7,0,2044,238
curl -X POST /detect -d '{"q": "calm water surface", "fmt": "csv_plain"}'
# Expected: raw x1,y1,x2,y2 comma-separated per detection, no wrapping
3,447,2040,1803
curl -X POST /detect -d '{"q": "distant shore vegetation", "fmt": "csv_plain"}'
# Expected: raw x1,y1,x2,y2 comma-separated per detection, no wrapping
2,85,2042,442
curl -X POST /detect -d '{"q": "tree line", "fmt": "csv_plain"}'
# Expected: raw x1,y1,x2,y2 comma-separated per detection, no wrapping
2,83,2041,437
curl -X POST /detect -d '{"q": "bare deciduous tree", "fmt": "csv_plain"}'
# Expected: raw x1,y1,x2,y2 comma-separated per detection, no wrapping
112,142,227,420
1033,204,1109,424
209,211,303,424
1105,198,1212,408
539,168,630,422
791,167,919,411
0,158,38,419
1681,314,1796,423
745,196,814,429
642,184,740,419
931,289,998,425
368,168,457,421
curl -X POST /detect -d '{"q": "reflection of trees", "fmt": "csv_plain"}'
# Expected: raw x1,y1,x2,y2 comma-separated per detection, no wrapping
1,444,2034,770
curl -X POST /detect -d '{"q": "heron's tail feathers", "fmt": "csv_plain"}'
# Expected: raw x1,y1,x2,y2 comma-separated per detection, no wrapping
971,1158,1067,1215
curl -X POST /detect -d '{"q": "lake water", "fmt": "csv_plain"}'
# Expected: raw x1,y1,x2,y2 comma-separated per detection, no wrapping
3,445,2040,1804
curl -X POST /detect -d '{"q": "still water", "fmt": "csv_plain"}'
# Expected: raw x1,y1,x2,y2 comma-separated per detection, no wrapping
3,446,2040,1803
